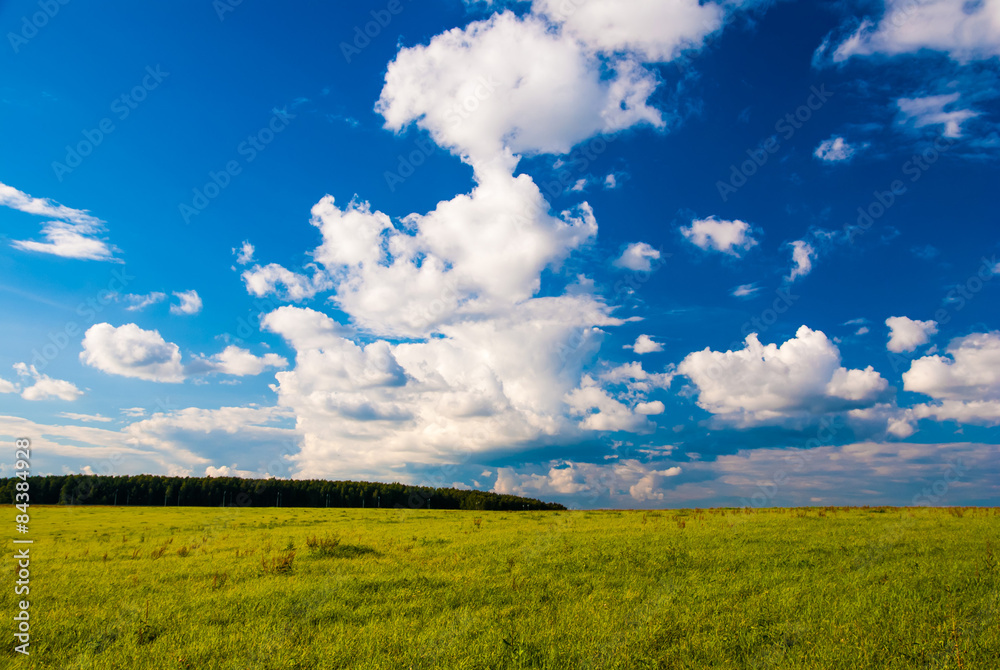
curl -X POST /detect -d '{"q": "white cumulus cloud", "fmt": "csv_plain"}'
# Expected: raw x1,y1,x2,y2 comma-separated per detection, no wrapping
81,323,186,382
170,290,203,316
13,363,83,402
224,0,766,481
375,11,664,167
680,217,758,256
81,323,287,382
886,316,938,353
785,240,816,282
234,241,255,265
613,242,661,272
830,0,1000,64
532,0,725,62
566,375,655,432
677,325,887,425
187,346,288,377
627,334,663,354
242,263,333,302
814,135,857,162
904,332,1000,425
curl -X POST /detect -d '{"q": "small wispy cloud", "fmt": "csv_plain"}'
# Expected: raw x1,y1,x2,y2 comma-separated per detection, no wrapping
785,240,816,283
59,412,113,423
233,241,255,265
124,292,166,311
170,290,203,316
613,242,662,272
2,181,118,261
730,283,761,298
814,135,862,162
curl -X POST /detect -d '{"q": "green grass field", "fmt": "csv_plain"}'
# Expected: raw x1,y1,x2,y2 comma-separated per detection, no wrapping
4,505,998,669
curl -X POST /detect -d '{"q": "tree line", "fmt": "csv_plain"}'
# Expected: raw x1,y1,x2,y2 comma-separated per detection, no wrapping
0,474,565,511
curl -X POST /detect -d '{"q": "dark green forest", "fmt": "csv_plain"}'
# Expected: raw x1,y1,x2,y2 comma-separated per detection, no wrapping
0,474,565,510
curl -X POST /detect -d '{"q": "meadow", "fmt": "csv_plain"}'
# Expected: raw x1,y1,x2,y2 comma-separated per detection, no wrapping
3,505,998,669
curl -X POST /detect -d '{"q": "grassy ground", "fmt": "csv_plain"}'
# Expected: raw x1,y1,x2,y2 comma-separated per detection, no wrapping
3,505,998,669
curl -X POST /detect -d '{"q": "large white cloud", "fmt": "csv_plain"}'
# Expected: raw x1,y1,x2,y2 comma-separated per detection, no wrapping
532,0,725,62
831,0,1000,63
886,316,938,353
903,331,1000,425
903,332,1000,400
375,11,664,166
261,296,627,478
911,400,1000,426
81,323,186,382
304,168,598,338
677,325,887,425
233,1,770,481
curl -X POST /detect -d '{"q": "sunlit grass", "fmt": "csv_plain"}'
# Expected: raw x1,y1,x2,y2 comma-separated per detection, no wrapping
3,505,998,668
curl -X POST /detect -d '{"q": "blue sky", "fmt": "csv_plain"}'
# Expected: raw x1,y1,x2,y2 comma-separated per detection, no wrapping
1,0,998,508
